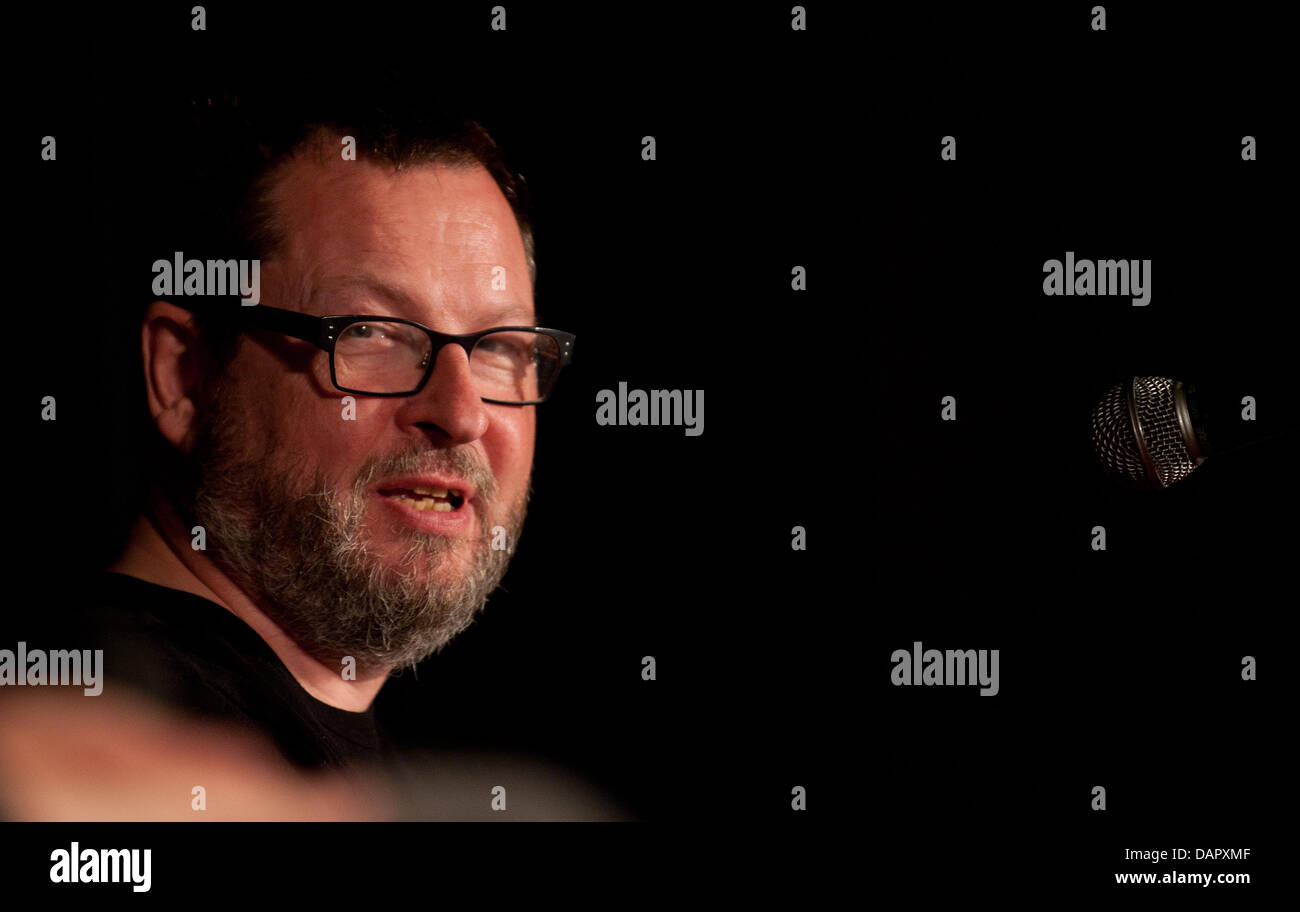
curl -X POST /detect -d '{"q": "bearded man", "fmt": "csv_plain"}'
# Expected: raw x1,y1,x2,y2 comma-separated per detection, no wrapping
78,98,573,770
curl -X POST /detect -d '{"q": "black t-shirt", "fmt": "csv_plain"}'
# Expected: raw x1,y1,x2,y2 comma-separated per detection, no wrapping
53,571,393,772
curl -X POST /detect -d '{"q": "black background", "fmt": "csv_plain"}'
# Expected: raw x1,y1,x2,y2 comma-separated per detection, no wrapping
6,0,1292,899
873,2,1292,898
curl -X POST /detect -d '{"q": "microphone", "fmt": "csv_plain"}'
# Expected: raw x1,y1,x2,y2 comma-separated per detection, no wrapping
1090,376,1291,489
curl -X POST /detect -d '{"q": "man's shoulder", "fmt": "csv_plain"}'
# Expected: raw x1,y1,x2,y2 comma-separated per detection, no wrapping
45,571,389,770
42,572,322,736
51,571,281,719
60,572,272,671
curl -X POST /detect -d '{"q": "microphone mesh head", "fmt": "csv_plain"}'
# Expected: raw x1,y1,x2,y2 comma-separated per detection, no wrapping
1091,377,1200,488
1091,380,1147,484
1132,376,1198,487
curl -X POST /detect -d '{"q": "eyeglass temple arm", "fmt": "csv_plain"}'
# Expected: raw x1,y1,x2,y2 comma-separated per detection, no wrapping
176,298,327,348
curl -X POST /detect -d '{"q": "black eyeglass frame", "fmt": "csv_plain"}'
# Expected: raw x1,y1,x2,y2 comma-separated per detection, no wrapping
179,300,576,405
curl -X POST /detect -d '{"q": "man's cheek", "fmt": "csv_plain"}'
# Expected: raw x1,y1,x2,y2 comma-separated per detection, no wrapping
493,423,534,499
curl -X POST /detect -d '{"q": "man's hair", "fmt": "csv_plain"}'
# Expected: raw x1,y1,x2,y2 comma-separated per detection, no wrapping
142,87,535,366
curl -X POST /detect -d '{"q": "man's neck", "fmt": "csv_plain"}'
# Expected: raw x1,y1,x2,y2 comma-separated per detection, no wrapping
106,499,389,712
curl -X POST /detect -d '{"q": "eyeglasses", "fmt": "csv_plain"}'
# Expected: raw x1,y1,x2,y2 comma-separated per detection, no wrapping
180,300,575,405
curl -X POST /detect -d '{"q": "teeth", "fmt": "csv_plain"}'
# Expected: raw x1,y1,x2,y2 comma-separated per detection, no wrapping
411,485,449,497
389,494,455,512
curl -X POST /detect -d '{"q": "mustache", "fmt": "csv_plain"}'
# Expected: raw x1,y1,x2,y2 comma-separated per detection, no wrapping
351,445,499,503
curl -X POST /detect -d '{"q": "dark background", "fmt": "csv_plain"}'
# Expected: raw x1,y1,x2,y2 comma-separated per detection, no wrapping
7,0,1292,897
871,1,1293,896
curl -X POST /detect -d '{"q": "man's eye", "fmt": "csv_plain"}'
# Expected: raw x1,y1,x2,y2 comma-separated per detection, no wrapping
344,324,396,344
479,337,527,358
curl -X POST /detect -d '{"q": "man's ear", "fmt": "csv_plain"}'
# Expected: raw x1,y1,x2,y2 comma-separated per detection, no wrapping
141,300,208,454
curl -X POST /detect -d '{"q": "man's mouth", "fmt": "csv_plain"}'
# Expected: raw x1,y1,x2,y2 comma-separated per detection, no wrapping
377,485,467,513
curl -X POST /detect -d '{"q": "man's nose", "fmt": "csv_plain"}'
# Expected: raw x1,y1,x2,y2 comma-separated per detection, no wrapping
399,343,490,444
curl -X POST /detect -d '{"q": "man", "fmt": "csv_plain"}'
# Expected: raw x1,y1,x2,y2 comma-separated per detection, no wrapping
56,97,574,773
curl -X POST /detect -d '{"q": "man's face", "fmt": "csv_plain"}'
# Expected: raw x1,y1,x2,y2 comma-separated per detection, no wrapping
186,154,536,673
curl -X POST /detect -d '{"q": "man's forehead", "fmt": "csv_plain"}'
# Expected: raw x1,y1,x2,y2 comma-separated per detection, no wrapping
273,154,512,227
267,157,532,321
310,272,534,326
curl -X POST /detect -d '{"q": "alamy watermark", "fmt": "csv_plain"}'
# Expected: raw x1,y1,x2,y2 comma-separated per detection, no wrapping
152,252,261,305
1043,251,1150,306
595,382,703,436
890,641,999,696
50,843,150,892
0,642,103,695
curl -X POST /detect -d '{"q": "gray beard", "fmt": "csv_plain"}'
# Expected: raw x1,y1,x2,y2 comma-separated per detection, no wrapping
184,389,525,676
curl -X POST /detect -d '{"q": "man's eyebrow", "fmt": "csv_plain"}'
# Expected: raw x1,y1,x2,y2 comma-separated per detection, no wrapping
310,274,537,326
478,302,540,326
310,274,421,314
